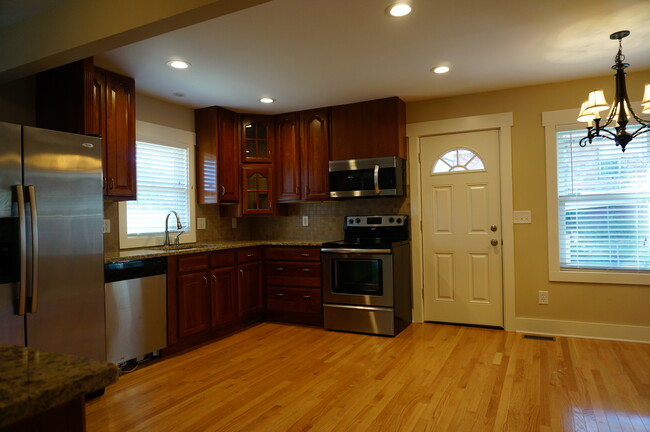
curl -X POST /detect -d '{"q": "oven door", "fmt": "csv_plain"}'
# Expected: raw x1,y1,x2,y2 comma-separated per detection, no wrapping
322,250,393,307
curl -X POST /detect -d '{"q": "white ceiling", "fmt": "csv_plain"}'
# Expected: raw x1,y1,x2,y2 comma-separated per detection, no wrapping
92,0,650,114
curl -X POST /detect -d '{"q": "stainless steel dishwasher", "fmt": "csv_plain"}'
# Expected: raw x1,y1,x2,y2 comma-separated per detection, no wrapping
104,257,167,366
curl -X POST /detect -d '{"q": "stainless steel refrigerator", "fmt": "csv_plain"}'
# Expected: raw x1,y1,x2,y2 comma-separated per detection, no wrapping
0,122,105,361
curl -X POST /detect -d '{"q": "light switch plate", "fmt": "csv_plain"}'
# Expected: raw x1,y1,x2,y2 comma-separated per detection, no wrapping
197,217,206,230
302,215,309,226
513,210,532,224
103,219,110,234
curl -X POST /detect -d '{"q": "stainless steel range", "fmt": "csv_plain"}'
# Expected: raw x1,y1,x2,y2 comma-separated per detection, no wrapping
321,215,411,336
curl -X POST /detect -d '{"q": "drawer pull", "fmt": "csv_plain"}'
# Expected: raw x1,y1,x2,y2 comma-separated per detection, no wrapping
275,267,284,271
247,253,254,257
300,253,311,257
302,268,311,272
275,293,285,297
303,295,311,299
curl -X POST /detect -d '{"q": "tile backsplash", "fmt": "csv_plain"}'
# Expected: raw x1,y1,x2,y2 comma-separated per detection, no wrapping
104,197,409,252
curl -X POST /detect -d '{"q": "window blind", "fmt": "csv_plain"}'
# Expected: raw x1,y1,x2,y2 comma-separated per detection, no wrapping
556,130,650,270
126,141,190,235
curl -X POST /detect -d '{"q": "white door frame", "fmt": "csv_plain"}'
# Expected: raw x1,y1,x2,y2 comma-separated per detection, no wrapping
407,112,515,331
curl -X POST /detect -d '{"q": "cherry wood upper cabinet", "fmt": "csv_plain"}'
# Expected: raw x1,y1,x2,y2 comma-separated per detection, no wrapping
300,108,330,201
275,113,301,202
330,97,406,161
102,68,136,199
195,106,240,204
241,165,273,215
36,59,137,200
241,115,273,163
275,108,330,203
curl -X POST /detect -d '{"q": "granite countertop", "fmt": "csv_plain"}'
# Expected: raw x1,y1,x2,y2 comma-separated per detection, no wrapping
0,344,118,429
104,240,327,263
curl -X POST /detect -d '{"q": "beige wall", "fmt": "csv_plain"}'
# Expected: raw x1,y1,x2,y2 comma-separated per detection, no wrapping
136,93,196,132
407,70,650,329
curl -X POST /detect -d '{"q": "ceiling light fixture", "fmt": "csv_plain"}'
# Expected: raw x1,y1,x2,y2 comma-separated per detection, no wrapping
577,30,650,152
167,60,191,69
387,3,411,17
259,97,275,104
432,66,450,74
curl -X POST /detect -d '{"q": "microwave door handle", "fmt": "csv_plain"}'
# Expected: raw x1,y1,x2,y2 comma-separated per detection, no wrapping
26,185,39,313
14,185,27,316
374,164,380,194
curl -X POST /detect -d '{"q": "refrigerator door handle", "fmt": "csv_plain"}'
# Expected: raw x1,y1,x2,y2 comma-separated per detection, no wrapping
27,185,39,313
14,185,27,316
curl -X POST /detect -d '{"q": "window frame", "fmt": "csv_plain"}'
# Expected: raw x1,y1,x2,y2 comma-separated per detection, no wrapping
543,106,650,285
118,120,197,249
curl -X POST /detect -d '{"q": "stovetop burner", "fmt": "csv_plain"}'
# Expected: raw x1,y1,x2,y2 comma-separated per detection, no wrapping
322,215,409,249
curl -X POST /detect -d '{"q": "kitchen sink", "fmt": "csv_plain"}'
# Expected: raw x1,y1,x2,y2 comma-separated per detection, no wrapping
146,243,218,251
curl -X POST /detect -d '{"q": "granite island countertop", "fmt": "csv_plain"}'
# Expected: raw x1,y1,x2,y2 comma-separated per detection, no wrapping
104,240,329,263
0,344,118,429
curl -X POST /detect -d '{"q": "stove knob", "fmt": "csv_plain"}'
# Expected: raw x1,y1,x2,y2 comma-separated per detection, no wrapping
388,217,394,223
355,218,361,223
396,218,402,224
348,218,354,224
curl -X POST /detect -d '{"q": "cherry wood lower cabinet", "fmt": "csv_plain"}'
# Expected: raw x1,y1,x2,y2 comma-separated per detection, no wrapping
166,247,263,353
264,246,322,326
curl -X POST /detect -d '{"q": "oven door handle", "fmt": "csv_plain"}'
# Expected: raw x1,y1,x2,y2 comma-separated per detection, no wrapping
321,248,392,254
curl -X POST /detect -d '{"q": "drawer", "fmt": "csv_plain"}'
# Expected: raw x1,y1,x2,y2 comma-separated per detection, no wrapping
264,247,320,262
265,262,321,287
266,287,321,314
210,250,235,268
178,253,209,273
237,247,262,264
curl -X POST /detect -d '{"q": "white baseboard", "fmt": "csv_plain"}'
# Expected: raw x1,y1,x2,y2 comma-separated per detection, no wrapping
515,317,650,344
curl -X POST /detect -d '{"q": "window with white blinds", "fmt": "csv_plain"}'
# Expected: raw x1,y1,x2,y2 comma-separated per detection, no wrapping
118,121,196,249
126,141,191,234
556,129,650,272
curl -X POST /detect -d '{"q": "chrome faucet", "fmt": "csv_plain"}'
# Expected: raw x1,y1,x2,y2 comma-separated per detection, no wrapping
164,211,182,247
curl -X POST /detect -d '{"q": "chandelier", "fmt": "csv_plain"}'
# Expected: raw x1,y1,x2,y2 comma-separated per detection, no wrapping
577,30,650,152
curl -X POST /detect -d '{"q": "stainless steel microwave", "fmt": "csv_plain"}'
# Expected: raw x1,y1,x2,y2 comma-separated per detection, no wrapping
329,156,406,198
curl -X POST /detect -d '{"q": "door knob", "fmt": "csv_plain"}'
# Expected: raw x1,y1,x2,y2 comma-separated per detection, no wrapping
491,239,499,246
490,225,498,232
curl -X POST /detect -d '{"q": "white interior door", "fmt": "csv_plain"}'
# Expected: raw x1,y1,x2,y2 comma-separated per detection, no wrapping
420,130,503,327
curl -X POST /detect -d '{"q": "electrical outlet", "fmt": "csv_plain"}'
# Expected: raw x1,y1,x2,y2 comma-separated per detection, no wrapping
103,219,110,234
514,210,532,224
197,217,206,230
231,218,237,229
302,215,309,226
538,290,549,305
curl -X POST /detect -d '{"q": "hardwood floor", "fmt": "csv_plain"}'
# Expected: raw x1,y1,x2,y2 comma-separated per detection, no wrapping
86,323,650,431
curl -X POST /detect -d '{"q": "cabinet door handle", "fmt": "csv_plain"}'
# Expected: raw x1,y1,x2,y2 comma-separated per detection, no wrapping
212,274,217,282
203,276,208,286
221,185,226,196
302,268,311,272
110,178,115,190
239,269,244,276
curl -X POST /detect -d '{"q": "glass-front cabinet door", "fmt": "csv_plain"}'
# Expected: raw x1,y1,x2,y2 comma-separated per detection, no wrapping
242,165,273,215
241,115,273,163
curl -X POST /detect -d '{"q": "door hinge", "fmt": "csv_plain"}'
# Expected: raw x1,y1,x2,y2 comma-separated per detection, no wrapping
420,220,423,232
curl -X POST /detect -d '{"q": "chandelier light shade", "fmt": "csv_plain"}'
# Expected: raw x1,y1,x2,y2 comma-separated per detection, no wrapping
577,30,650,152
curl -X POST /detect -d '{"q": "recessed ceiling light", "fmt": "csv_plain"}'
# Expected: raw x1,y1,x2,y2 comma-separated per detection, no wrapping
260,97,275,104
387,3,411,17
167,60,191,69
432,66,450,74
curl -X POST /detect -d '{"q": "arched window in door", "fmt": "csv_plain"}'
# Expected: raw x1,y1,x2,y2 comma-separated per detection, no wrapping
433,148,485,174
